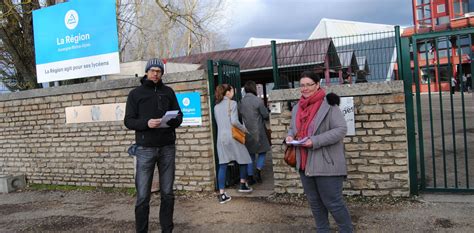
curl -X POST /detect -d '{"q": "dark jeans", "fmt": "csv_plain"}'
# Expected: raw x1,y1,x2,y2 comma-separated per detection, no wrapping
299,172,353,233
135,145,176,233
217,163,248,190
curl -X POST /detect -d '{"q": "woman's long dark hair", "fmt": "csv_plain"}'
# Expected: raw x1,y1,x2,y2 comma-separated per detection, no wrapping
215,84,233,104
244,81,257,96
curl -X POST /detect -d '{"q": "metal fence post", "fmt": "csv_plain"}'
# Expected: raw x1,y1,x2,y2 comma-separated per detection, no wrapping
207,59,219,191
395,26,402,80
400,37,419,196
271,40,280,89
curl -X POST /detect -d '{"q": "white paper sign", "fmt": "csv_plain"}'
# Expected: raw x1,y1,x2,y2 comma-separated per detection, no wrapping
339,97,355,136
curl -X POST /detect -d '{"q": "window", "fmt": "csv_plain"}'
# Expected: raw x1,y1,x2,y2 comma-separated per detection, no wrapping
417,9,424,19
417,41,436,60
436,16,450,25
437,4,446,13
416,0,431,5
438,66,450,82
424,5,432,18
421,67,435,84
461,46,471,56
437,49,448,58
454,0,470,17
431,38,450,58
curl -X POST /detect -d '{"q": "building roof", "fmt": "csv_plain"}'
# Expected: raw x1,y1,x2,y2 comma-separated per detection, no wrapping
244,37,301,47
356,56,370,73
310,18,396,39
337,36,395,80
337,50,359,72
167,38,341,72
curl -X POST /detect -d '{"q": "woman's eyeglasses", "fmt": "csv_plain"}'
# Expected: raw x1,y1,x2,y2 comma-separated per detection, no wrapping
299,82,316,88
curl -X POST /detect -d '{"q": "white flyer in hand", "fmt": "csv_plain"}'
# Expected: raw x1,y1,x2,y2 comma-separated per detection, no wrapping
159,110,179,128
286,137,309,145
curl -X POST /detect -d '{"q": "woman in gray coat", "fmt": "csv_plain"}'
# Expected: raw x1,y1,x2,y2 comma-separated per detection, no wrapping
240,81,271,184
214,84,253,204
286,71,352,232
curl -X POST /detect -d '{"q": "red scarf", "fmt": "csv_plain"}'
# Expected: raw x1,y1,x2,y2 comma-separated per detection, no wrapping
296,89,326,170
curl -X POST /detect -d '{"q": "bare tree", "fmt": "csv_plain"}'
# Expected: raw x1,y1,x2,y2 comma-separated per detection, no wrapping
154,0,228,56
116,0,142,61
0,0,46,91
120,0,229,61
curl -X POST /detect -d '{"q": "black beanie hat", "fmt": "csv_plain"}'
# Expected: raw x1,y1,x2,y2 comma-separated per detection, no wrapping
145,58,164,74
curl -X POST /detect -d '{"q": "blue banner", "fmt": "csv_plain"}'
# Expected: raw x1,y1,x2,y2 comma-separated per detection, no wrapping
176,92,202,126
33,0,118,64
33,0,120,83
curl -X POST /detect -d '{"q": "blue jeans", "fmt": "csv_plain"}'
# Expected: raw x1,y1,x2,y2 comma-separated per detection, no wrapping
218,163,248,190
247,152,266,176
299,173,353,233
135,145,176,233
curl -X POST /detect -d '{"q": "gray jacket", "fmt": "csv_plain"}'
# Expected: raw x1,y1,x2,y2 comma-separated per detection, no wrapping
214,96,252,165
288,96,348,176
239,93,271,154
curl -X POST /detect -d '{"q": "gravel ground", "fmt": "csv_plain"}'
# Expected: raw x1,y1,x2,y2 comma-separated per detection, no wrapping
1,189,473,232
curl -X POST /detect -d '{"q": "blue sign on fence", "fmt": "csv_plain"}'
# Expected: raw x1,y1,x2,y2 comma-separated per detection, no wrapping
176,92,202,126
33,0,120,83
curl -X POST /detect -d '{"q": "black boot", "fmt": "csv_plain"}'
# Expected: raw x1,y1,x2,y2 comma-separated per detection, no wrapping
247,176,256,185
255,169,262,183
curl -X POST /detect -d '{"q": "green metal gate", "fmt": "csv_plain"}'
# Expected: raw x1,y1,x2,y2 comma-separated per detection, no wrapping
399,27,474,194
207,59,242,189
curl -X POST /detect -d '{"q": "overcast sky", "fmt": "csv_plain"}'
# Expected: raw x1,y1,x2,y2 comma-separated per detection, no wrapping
223,0,413,48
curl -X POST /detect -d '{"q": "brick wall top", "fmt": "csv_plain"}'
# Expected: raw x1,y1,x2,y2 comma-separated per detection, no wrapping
268,80,404,101
0,70,206,102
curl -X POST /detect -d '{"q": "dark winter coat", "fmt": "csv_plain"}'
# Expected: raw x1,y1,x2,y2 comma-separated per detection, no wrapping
239,93,271,154
124,76,182,147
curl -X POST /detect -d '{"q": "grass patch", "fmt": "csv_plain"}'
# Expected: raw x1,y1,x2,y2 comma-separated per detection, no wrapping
28,184,136,196
29,184,95,191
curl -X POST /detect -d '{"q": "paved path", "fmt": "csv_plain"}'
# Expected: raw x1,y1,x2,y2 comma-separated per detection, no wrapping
1,190,474,232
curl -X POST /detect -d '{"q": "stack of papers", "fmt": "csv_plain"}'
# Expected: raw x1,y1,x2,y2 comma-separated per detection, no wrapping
286,137,309,145
158,110,179,128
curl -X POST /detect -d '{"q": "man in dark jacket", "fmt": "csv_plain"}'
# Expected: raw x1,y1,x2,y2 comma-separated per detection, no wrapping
124,58,183,233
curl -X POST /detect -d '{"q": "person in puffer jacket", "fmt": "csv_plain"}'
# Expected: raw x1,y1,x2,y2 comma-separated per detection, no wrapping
124,58,182,233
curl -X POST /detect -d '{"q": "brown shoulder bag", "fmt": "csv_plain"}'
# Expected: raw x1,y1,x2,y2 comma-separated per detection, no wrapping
283,141,296,167
228,100,245,144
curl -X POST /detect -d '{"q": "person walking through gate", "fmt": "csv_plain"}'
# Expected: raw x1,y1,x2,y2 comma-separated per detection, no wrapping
214,84,253,204
286,71,353,232
124,58,183,233
467,74,472,92
239,81,271,184
462,73,468,92
451,76,457,94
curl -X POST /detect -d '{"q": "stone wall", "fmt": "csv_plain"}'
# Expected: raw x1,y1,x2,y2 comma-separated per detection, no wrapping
268,81,410,197
0,70,215,191
0,76,411,196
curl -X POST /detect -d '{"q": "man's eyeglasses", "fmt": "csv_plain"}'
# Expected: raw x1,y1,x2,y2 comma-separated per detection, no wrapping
299,82,316,88
149,69,162,74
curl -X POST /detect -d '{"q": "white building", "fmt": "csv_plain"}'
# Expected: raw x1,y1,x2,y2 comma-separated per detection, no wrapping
244,37,300,47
